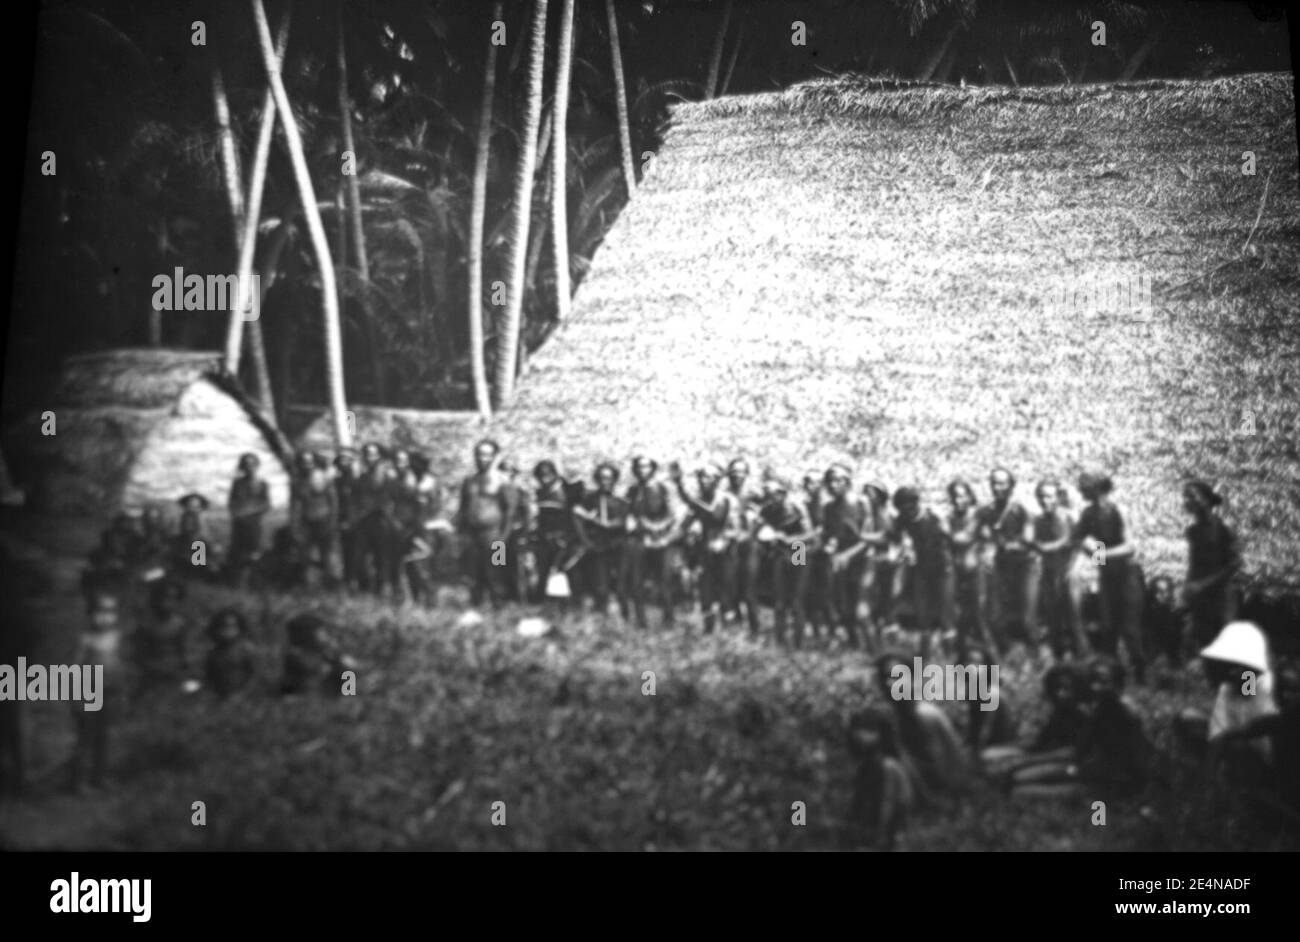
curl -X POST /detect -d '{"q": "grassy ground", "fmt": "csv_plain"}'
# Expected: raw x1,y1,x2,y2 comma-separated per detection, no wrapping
1,511,1293,851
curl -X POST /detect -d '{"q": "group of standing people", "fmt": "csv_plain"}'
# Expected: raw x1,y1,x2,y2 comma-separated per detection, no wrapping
145,438,1241,687
82,436,1244,688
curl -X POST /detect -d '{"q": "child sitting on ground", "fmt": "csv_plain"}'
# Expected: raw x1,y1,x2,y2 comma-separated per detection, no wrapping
280,613,356,696
1142,575,1184,667
962,642,1019,755
204,608,258,699
982,662,1090,777
134,578,193,692
1010,657,1150,800
842,707,914,851
174,493,211,575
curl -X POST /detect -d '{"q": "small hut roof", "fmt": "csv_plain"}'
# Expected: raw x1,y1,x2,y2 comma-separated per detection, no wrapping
53,349,223,410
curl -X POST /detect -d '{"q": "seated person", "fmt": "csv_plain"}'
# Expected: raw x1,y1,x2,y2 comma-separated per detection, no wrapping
842,707,914,851
1010,657,1150,800
875,651,972,805
983,662,1089,775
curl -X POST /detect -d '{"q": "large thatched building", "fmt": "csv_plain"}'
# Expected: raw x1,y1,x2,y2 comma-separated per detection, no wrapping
478,73,1300,599
18,349,291,530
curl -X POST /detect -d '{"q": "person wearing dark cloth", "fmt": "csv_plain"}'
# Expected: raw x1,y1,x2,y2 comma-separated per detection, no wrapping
977,467,1034,653
1143,575,1184,666
333,448,362,590
1029,479,1082,659
280,613,355,696
724,458,765,635
530,460,585,605
1011,657,1150,800
801,471,834,638
757,473,815,646
83,515,140,605
386,448,424,602
572,462,631,617
963,642,1019,754
402,451,444,605
354,442,397,595
670,461,739,634
842,707,915,851
624,457,678,630
203,608,258,698
227,453,271,586
888,488,956,656
291,450,339,587
820,464,871,648
454,439,519,608
174,492,210,575
138,505,170,573
1182,480,1241,650
1071,472,1146,682
983,663,1090,778
858,481,896,646
135,578,192,692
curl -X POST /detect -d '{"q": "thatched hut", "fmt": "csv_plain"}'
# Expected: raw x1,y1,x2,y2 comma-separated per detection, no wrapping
479,73,1300,601
18,349,291,531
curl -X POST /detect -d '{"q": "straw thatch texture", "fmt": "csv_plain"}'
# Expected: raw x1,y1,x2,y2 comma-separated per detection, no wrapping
296,405,484,488
481,73,1300,596
20,349,291,529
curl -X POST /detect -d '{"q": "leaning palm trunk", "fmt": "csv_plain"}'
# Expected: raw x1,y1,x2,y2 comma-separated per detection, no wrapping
1119,26,1162,81
250,0,350,447
337,4,385,404
552,0,575,321
916,22,960,81
704,0,733,99
467,1,502,418
494,0,549,407
605,0,635,195
719,24,742,96
219,9,289,423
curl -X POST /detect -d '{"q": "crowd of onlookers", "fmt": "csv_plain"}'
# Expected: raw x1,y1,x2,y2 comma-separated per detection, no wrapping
0,437,1290,850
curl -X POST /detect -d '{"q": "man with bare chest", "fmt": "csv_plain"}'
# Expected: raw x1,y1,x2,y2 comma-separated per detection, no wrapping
455,439,519,607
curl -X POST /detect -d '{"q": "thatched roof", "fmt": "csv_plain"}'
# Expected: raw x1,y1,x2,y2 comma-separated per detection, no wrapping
296,405,484,485
17,348,291,520
53,349,223,410
483,73,1300,597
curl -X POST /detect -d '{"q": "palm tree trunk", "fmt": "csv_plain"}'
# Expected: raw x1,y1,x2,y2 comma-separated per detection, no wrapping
704,0,733,99
524,107,554,298
605,0,635,196
220,9,288,425
337,2,385,405
719,25,742,96
934,42,959,83
250,0,350,447
467,1,502,418
916,22,960,81
494,0,548,407
1003,53,1019,87
552,0,575,322
526,149,553,297
262,220,295,413
1119,27,1162,81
